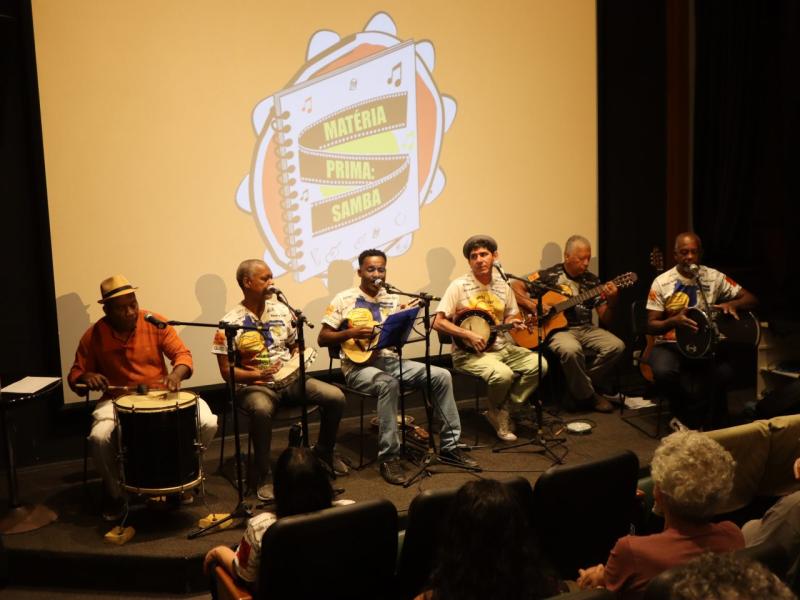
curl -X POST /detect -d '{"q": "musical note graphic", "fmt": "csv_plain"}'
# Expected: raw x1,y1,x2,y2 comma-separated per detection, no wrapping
372,227,381,239
386,62,402,87
349,78,358,90
300,189,309,203
301,97,312,113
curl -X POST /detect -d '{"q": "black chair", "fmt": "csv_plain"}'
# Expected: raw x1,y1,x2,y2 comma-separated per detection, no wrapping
621,300,667,438
395,477,534,600
259,498,398,600
643,540,790,600
532,449,640,580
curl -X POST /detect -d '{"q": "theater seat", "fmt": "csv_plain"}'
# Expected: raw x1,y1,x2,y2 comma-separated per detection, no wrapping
532,450,640,580
395,477,534,600
216,498,398,600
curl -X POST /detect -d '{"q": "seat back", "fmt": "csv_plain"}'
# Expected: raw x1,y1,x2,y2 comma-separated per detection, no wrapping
532,450,639,580
258,498,398,600
396,477,534,600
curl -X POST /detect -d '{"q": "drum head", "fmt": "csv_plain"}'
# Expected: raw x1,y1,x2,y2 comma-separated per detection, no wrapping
460,313,491,338
114,390,197,412
676,307,714,358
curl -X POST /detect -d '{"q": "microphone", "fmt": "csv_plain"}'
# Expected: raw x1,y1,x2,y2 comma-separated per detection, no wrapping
493,262,510,283
268,286,282,297
373,278,383,288
688,264,700,278
144,313,168,329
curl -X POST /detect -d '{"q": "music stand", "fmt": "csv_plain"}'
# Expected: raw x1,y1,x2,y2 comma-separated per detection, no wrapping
369,306,422,455
0,376,60,534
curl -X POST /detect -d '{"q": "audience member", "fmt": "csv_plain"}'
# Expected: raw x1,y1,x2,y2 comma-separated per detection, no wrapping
204,447,348,593
415,478,561,600
741,457,800,591
665,552,796,600
577,431,743,599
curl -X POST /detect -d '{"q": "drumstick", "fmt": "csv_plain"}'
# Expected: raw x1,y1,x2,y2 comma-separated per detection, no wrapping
74,383,152,394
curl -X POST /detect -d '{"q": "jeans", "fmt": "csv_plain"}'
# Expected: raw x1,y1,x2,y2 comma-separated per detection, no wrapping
345,355,461,459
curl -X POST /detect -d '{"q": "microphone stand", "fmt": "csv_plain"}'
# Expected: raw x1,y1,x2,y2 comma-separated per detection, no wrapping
376,284,480,488
158,318,258,539
492,273,565,465
271,290,312,447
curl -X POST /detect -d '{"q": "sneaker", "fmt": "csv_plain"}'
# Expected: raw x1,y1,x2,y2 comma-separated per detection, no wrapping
593,394,615,413
102,496,125,522
439,448,481,470
379,456,407,486
312,445,351,477
257,481,275,502
485,409,518,442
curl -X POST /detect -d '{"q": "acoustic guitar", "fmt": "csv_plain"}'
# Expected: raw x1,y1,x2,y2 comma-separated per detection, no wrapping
638,247,663,382
340,307,379,363
510,272,638,349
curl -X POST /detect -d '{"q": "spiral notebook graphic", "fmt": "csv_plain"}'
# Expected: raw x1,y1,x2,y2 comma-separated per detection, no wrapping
272,41,419,280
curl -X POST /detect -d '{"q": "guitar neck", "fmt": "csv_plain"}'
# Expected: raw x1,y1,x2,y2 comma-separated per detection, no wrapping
552,284,606,313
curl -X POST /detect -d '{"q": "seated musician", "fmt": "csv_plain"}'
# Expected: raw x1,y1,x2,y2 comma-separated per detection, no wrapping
67,275,218,521
318,249,478,486
212,259,347,503
646,232,758,429
433,235,544,442
511,234,624,413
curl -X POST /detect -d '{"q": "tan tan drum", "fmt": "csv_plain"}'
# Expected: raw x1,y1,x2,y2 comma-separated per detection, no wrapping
113,391,203,495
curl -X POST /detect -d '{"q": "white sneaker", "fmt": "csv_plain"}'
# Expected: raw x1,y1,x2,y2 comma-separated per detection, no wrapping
485,409,518,442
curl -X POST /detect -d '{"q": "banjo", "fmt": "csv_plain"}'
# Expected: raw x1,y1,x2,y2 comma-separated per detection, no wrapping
452,309,527,353
265,348,318,389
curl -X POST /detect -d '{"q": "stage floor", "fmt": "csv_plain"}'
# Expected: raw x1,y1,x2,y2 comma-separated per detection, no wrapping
1,399,664,595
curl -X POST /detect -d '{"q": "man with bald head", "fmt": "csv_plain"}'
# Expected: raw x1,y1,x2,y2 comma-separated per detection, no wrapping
646,232,757,428
512,235,625,413
212,259,346,502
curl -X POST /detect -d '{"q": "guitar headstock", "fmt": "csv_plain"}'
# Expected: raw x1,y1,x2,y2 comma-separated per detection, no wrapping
612,272,638,289
650,246,664,273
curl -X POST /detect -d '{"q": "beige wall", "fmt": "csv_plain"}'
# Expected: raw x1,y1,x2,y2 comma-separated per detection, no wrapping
33,0,597,400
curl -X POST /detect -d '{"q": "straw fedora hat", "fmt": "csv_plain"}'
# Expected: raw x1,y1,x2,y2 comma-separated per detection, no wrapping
98,275,138,304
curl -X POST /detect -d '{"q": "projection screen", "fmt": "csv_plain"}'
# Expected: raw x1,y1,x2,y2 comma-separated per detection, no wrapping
31,0,598,402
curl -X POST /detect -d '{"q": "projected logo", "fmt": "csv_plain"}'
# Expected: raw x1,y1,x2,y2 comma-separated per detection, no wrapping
236,12,456,282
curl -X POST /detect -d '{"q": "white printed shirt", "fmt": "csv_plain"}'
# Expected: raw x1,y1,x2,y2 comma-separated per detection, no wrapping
211,301,295,369
321,286,404,375
436,271,520,356
646,265,741,343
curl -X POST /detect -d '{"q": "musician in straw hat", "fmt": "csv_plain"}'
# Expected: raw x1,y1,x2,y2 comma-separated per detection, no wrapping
68,274,218,521
212,259,346,503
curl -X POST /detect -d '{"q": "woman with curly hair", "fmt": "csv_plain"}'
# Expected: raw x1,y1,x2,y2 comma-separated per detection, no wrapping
577,431,744,599
415,478,561,600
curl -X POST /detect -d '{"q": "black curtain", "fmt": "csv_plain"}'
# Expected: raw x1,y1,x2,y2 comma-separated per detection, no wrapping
694,0,800,317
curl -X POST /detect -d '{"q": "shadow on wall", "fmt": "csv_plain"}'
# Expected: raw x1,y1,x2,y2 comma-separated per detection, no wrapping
180,274,228,387
302,260,356,367
418,246,456,300
56,292,92,404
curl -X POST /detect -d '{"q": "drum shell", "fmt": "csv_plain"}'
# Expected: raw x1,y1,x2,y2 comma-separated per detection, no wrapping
114,394,201,494
676,308,715,358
